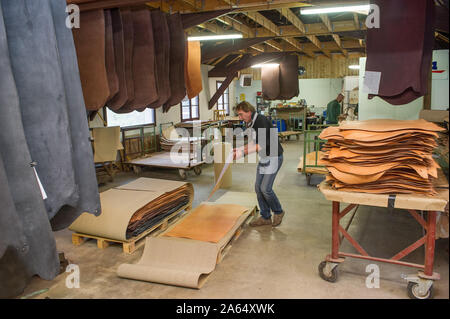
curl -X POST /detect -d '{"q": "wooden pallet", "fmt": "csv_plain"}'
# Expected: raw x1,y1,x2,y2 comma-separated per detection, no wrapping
216,207,257,264
72,205,191,254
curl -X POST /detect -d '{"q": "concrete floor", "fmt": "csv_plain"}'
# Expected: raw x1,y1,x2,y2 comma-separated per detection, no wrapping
19,138,449,299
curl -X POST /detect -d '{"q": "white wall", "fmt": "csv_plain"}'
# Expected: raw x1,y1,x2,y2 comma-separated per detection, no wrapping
431,50,449,110
358,57,423,120
234,77,343,113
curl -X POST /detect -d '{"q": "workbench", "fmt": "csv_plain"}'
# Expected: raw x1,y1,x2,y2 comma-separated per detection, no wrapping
317,173,449,299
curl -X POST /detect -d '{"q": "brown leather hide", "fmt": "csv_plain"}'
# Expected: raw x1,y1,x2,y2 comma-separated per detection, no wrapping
72,9,110,111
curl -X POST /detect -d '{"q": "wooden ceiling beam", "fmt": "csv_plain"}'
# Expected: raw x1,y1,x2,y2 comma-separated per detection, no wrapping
319,13,347,56
277,7,330,58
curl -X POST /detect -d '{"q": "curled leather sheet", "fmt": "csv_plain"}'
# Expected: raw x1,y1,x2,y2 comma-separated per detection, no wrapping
69,178,194,241
117,202,254,289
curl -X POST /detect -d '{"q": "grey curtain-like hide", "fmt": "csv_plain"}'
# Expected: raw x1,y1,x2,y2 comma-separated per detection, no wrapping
0,1,58,298
0,0,100,297
49,0,101,230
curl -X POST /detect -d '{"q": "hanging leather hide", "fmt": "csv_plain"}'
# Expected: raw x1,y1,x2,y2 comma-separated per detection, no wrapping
163,12,186,112
114,8,136,113
72,9,110,110
366,0,435,105
107,8,130,110
0,0,60,298
104,9,119,102
185,40,203,99
3,0,80,219
49,0,101,230
148,10,171,109
279,55,299,100
261,65,280,100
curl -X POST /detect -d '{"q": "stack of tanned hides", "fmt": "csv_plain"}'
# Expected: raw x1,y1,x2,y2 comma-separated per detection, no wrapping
69,178,194,240
160,125,203,153
318,119,445,195
72,8,189,113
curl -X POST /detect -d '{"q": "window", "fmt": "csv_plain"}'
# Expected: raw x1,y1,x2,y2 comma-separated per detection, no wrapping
216,81,230,116
106,108,155,128
180,95,200,121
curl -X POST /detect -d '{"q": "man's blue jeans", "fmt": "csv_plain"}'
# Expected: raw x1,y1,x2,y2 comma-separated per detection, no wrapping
255,155,283,220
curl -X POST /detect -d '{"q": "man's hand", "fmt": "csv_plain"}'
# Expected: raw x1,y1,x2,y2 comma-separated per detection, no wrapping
232,148,244,160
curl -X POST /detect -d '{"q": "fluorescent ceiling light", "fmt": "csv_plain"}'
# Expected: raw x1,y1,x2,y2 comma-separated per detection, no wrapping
348,65,360,70
187,34,243,41
300,5,370,15
251,63,280,68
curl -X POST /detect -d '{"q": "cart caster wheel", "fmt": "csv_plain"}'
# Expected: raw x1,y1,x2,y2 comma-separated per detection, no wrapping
132,166,142,175
178,169,187,180
193,166,202,175
318,261,338,283
306,174,312,186
407,281,434,299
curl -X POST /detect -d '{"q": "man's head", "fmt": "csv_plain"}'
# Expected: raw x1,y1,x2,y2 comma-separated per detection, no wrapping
235,101,256,123
336,93,344,103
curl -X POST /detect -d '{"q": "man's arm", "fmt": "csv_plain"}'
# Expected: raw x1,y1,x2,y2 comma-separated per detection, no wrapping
233,141,260,160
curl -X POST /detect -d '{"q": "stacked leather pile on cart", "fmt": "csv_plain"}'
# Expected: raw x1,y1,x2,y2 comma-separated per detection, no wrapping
319,119,445,195
160,125,203,153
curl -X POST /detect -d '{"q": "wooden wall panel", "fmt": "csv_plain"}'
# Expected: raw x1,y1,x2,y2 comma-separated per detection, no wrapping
239,53,363,80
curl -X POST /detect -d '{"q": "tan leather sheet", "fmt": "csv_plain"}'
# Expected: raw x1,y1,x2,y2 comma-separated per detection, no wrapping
69,178,193,241
164,203,248,243
72,9,110,111
185,41,202,99
338,119,445,132
117,201,255,289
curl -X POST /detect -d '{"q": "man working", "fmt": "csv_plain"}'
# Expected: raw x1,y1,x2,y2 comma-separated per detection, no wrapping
232,101,285,227
326,93,344,124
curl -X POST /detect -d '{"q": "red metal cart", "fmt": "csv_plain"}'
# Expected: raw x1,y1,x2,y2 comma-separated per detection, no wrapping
318,178,448,299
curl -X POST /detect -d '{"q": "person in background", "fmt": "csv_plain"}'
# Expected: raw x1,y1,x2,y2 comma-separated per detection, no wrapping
326,93,344,124
232,101,285,227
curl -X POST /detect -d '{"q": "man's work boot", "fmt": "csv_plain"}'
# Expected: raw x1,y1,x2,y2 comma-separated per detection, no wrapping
249,216,272,227
272,211,285,227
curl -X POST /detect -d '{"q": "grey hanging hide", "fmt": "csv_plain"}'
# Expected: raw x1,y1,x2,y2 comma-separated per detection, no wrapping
49,0,101,230
3,0,80,220
0,0,59,298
